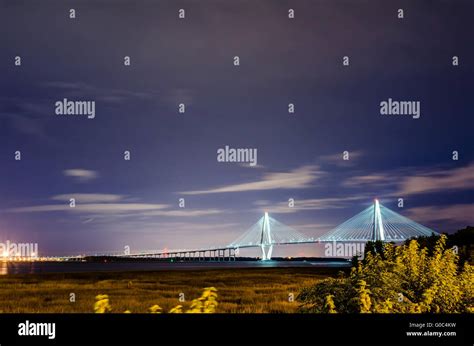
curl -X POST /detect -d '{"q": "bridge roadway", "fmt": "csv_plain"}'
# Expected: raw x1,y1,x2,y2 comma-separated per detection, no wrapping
87,239,346,261
42,239,369,262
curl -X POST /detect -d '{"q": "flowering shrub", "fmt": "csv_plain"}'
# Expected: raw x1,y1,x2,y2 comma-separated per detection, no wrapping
94,294,112,313
298,236,473,313
148,305,162,313
186,287,218,313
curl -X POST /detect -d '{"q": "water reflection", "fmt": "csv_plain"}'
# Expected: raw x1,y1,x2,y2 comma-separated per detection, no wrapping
0,261,7,275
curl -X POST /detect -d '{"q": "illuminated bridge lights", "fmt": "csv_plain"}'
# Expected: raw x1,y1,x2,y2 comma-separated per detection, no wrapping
227,200,438,260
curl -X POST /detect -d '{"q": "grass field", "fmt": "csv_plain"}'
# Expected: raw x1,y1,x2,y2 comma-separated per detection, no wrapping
0,267,346,313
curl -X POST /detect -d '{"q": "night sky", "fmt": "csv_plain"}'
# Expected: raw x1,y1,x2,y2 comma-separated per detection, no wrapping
1,0,473,256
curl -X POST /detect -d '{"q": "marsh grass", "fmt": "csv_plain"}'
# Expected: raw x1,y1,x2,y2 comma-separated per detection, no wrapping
0,267,342,313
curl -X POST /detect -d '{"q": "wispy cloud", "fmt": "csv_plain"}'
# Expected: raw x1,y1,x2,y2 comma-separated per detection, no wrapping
63,169,98,182
238,162,265,169
52,193,123,203
6,203,169,214
6,203,221,217
343,173,397,188
6,192,222,218
44,81,154,103
140,209,223,217
254,196,367,214
342,163,474,196
181,165,323,195
396,163,474,196
406,204,474,227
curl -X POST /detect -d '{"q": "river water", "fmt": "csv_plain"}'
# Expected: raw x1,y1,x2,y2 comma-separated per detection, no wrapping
0,260,350,275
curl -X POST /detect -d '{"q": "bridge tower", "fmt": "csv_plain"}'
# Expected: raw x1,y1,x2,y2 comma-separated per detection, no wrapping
260,212,273,260
372,199,385,241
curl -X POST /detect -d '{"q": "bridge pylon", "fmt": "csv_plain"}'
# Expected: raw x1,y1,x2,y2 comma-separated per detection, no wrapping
227,211,311,261
318,199,439,242
373,199,385,241
260,212,273,260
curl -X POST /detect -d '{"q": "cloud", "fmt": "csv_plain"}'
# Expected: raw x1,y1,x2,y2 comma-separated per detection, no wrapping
238,162,265,169
52,193,123,203
44,81,153,103
5,192,221,218
396,163,474,196
343,173,396,188
181,165,323,195
254,196,366,214
63,169,98,182
6,205,70,213
406,204,474,227
342,163,474,196
6,203,169,214
140,209,223,217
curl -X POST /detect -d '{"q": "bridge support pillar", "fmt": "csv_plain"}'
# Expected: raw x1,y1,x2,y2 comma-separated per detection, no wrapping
261,244,273,261
259,212,273,261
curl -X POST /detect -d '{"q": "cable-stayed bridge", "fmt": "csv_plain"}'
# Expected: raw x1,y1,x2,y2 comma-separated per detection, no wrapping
39,200,437,262
96,199,438,261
